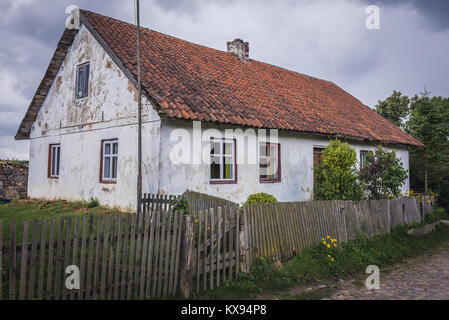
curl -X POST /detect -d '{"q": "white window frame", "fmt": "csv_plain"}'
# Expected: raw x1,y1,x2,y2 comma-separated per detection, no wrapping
210,138,236,182
259,142,281,182
49,144,61,178
360,150,369,169
76,62,90,99
102,139,118,183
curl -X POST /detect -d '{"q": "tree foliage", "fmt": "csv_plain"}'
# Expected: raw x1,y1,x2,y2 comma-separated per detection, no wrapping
314,140,363,201
374,90,410,129
406,92,449,198
375,90,449,210
359,146,408,199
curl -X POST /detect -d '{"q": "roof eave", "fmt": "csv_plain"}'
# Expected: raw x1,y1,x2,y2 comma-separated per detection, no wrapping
15,28,78,141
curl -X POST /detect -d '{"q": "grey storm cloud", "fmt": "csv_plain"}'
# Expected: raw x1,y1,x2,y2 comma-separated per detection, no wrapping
363,0,449,30
0,0,448,160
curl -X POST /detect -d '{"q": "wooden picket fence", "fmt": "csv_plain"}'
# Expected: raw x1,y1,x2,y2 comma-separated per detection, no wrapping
0,194,437,300
0,210,185,300
243,196,435,265
186,191,239,217
140,191,238,216
140,194,180,213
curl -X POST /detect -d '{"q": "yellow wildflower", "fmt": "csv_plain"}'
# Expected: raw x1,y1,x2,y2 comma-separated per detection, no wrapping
327,244,331,248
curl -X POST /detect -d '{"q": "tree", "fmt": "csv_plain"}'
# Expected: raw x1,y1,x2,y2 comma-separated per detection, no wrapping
359,146,408,199
374,90,410,129
406,91,449,200
314,139,364,201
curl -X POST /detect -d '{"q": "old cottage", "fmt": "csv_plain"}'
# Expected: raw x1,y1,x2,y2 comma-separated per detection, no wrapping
16,10,423,210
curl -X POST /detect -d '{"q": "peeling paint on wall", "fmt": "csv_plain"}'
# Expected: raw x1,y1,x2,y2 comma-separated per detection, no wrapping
28,24,161,211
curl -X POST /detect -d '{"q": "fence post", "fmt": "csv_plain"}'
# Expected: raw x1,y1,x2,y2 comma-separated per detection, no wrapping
179,215,194,298
238,208,249,274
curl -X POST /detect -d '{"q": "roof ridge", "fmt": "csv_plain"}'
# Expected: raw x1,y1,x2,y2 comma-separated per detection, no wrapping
81,9,335,87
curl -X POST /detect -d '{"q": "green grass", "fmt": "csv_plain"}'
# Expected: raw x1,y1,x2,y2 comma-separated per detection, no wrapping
0,198,123,239
194,211,449,300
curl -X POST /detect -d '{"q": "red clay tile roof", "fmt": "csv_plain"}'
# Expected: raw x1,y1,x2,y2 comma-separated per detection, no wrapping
17,10,424,147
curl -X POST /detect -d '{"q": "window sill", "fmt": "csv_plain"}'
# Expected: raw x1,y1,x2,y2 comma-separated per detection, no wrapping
210,180,237,185
260,180,281,184
75,96,89,102
100,180,117,185
48,177,59,180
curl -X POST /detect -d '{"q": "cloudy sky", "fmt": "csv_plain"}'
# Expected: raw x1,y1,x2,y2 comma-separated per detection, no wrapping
1,0,448,160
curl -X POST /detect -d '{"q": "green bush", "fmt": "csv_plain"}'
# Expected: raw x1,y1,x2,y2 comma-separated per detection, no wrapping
244,193,278,205
359,146,408,199
314,139,364,201
171,197,189,214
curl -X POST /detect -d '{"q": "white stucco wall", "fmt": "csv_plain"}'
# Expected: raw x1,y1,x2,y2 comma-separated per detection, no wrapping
159,119,410,204
28,25,161,210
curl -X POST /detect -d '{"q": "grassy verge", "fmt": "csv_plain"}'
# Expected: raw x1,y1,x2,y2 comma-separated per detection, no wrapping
0,198,123,239
195,210,449,300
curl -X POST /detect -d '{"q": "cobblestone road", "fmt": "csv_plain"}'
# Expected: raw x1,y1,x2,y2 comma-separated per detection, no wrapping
330,242,449,300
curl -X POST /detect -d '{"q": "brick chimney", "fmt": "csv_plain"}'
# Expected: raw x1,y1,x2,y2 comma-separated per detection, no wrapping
227,39,249,61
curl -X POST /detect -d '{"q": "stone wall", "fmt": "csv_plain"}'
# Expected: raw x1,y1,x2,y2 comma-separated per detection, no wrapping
0,160,28,199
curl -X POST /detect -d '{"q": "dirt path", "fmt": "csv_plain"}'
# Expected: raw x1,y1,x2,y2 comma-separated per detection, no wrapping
330,241,449,300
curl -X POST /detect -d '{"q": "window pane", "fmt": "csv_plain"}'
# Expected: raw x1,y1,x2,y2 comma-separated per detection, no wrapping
104,157,110,179
270,146,278,178
211,162,220,179
224,142,233,155
260,144,268,157
270,145,277,157
259,157,268,179
211,156,221,165
51,147,56,176
56,146,60,176
223,156,233,179
113,142,118,155
84,64,89,96
78,69,84,97
112,156,117,179
105,143,111,155
270,158,278,179
210,141,221,155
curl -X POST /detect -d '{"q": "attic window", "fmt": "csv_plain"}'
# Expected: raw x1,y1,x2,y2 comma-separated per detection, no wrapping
48,144,61,179
76,62,90,99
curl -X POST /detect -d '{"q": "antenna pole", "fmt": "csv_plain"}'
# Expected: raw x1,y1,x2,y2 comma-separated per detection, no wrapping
136,0,143,214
